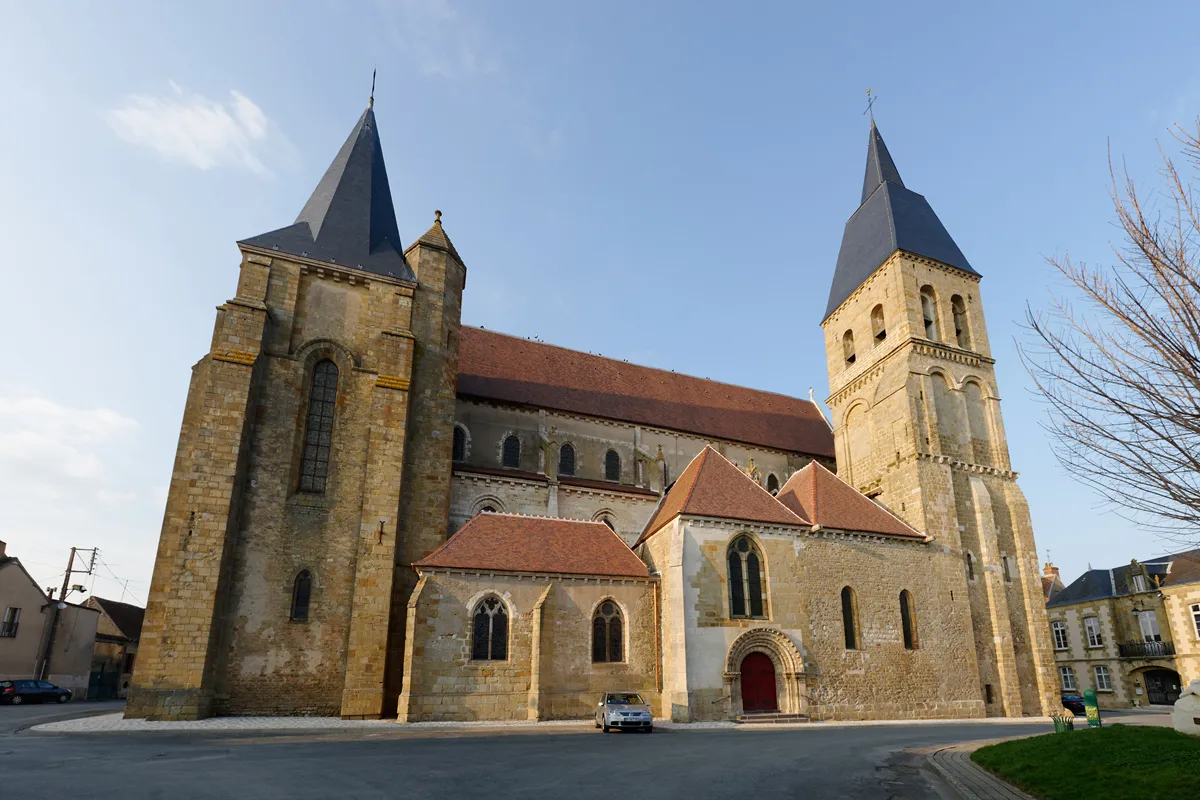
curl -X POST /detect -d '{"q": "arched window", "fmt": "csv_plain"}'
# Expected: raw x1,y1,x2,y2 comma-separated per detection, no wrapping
502,435,520,468
299,359,338,493
951,295,970,349
471,596,508,661
481,505,497,514
728,536,767,618
899,589,918,650
452,425,467,462
966,551,975,580
920,286,940,341
965,381,991,465
558,443,575,476
842,329,856,365
599,517,615,531
766,473,779,495
605,450,621,482
841,586,859,650
291,570,312,621
871,304,887,342
592,600,624,662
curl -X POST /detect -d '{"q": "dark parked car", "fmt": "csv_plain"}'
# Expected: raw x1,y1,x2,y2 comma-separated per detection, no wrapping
1061,694,1086,715
0,679,72,705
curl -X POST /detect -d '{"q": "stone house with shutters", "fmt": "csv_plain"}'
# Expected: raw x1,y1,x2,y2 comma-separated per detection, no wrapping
1045,551,1200,708
125,96,1057,722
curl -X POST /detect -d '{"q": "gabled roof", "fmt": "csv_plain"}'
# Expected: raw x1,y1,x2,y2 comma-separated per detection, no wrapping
825,123,978,321
1047,550,1200,607
457,327,835,458
637,447,807,544
415,513,648,578
239,105,416,281
87,597,145,642
774,461,924,539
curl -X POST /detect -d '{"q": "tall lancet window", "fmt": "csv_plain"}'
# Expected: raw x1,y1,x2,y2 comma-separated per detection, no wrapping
299,360,338,493
951,295,971,349
558,443,576,476
727,536,767,618
843,330,856,366
920,286,940,341
871,304,887,342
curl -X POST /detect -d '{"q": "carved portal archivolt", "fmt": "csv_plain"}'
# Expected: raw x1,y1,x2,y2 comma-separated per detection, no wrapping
722,628,808,718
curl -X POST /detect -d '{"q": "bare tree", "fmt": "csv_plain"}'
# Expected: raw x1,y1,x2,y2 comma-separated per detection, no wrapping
1022,121,1200,544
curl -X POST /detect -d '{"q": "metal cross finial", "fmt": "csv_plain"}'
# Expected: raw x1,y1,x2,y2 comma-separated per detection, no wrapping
864,88,877,123
369,68,377,108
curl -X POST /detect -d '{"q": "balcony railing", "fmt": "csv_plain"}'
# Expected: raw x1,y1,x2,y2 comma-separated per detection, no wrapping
0,623,17,638
1117,640,1175,658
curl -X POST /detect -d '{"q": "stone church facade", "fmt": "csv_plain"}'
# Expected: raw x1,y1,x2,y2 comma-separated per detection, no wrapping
126,100,1058,722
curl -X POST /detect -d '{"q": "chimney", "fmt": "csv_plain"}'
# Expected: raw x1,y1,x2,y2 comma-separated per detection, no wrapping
1043,562,1059,579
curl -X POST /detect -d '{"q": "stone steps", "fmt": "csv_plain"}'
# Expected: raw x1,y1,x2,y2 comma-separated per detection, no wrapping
734,713,810,724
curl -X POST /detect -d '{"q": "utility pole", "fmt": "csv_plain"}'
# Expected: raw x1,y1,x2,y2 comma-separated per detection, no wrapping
37,546,97,680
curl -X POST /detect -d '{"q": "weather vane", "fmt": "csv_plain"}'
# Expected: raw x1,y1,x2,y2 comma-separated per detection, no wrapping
864,88,877,123
369,68,377,108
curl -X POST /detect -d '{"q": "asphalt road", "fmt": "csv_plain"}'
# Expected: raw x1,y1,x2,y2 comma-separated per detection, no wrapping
1,705,1170,800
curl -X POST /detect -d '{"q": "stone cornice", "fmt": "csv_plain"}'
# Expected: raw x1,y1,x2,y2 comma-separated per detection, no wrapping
679,515,929,546
412,566,655,584
237,243,418,289
827,335,995,407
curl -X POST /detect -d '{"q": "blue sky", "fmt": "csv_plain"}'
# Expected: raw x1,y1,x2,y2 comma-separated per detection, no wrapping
2,1,1198,605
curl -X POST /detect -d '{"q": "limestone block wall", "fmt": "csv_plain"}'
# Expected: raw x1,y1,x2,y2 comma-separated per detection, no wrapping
1163,583,1200,686
668,518,984,722
1046,602,1130,707
397,570,657,721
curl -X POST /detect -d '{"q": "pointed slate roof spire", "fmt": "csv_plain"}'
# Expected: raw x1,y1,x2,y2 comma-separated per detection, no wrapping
861,121,904,204
239,105,415,281
825,123,977,321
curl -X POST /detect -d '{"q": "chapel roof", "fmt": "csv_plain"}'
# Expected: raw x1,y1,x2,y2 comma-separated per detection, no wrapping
637,446,809,544
825,122,978,321
456,327,835,458
774,461,925,539
239,104,416,281
414,513,649,578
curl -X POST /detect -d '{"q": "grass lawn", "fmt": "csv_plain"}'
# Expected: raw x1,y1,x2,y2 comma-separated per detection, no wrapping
971,724,1200,800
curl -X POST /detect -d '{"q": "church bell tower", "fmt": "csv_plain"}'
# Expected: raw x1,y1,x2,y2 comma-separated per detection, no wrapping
821,122,1058,717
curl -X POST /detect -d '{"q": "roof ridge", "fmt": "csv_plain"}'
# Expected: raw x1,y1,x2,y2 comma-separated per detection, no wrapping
462,326,821,410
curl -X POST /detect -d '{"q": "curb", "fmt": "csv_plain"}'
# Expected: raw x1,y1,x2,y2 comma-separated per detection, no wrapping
928,744,1035,800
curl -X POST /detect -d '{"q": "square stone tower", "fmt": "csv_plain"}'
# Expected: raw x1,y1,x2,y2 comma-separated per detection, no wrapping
125,102,464,720
821,123,1058,717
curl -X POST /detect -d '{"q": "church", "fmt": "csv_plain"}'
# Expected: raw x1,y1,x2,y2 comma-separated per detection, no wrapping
126,97,1059,722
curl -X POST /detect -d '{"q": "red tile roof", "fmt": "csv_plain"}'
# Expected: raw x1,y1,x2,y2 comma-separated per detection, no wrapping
775,462,924,539
457,327,834,457
414,513,649,578
638,446,808,543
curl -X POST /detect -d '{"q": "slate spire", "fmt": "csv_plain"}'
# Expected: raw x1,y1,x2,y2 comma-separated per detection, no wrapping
861,121,904,204
239,105,415,281
825,123,977,321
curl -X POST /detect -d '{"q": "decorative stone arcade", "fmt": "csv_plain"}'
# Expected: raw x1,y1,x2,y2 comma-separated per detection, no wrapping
722,628,808,718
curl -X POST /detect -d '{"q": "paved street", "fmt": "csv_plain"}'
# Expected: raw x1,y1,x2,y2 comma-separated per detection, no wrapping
1,704,1072,800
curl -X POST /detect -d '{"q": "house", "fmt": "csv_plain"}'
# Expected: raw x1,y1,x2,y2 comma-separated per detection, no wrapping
85,597,145,699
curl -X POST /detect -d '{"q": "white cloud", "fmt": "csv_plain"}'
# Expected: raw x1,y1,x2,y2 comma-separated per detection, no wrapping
0,397,138,481
106,84,283,174
379,0,501,79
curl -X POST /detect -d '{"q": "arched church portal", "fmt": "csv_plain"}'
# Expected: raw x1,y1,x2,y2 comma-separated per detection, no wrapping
722,628,807,719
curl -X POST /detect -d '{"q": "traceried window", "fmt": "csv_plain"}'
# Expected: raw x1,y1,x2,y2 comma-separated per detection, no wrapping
1084,616,1103,648
1059,666,1076,691
920,286,940,341
843,329,856,365
502,435,521,468
899,589,918,650
605,450,621,482
871,304,887,342
727,536,767,619
1138,610,1162,642
299,359,338,493
951,294,970,349
472,596,508,661
291,570,312,622
558,443,576,476
1094,665,1112,692
841,586,860,650
592,600,623,663
452,426,466,462
766,473,779,495
1051,620,1069,650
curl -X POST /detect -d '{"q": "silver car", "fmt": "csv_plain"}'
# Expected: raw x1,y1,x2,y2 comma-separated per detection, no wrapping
595,691,653,733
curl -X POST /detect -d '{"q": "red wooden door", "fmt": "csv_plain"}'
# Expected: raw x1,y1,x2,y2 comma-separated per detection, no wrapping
740,652,778,713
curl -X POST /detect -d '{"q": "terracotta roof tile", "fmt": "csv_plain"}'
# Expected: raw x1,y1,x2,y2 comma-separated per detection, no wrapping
415,513,649,578
457,327,834,457
775,462,924,539
638,447,807,544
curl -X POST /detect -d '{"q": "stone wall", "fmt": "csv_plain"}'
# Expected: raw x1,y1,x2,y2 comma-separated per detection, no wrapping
1163,583,1200,687
397,570,657,721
